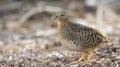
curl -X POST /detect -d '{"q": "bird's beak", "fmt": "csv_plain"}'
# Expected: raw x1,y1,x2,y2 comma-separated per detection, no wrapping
54,16,58,20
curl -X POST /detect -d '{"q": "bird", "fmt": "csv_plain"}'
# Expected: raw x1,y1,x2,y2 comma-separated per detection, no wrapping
54,11,110,63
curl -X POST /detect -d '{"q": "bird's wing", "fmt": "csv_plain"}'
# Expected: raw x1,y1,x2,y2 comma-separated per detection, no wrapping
67,22,106,44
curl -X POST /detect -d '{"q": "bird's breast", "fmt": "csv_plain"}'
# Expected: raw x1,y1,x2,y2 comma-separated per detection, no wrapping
57,22,83,51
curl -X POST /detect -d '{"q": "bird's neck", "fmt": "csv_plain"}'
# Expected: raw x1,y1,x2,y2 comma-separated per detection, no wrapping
57,19,68,29
57,19,69,38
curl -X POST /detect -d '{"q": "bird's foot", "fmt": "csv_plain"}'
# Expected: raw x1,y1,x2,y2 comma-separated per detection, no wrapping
70,60,83,64
84,59,97,63
84,60,90,63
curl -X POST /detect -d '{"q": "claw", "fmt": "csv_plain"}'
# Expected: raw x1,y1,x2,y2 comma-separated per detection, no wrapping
70,51,88,64
70,60,83,64
84,60,90,63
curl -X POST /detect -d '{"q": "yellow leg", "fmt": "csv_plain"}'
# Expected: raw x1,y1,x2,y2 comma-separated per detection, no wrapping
78,51,88,62
84,49,94,63
71,51,88,64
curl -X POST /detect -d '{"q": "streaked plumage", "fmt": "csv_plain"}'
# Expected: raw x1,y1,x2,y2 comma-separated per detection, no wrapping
55,11,110,63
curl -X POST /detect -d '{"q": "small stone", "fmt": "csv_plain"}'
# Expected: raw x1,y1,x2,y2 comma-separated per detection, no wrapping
47,51,64,59
70,64,79,67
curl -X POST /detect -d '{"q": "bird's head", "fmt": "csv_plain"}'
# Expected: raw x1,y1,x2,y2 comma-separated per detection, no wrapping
54,11,69,21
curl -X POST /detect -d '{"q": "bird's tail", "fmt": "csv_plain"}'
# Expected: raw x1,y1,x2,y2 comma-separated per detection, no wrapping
103,38,112,45
103,38,110,43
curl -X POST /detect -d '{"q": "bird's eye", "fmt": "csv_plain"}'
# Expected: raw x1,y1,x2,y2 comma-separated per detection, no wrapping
60,14,65,16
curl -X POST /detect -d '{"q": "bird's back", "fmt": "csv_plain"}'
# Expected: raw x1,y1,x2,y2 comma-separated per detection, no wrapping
58,20,107,51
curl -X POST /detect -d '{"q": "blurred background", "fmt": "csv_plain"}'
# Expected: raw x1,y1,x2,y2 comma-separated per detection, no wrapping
0,0,119,67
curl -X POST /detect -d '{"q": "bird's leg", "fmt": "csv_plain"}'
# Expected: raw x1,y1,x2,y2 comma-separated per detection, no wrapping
71,51,88,64
84,49,94,63
78,51,88,62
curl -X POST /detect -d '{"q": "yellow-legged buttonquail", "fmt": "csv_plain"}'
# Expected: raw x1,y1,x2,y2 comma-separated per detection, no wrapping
54,11,110,63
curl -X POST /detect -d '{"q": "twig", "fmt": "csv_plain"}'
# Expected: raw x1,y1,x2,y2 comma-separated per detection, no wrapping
18,2,62,24
96,0,104,31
